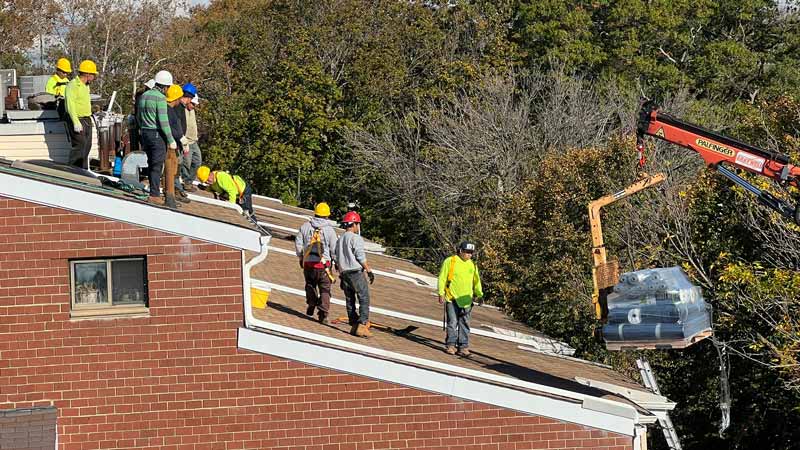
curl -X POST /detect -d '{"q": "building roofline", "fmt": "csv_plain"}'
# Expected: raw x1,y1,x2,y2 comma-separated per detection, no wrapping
0,170,263,251
238,326,641,436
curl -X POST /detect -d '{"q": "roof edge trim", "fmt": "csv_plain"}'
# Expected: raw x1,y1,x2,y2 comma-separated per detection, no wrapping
0,171,262,251
238,327,636,436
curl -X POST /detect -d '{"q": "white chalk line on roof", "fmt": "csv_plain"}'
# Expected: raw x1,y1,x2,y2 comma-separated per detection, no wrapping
265,245,432,288
251,278,571,353
188,193,243,213
0,170,262,251
238,326,638,436
253,204,310,220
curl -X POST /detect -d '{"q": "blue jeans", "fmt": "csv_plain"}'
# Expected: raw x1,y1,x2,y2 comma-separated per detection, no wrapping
445,301,471,348
181,142,202,182
341,270,370,325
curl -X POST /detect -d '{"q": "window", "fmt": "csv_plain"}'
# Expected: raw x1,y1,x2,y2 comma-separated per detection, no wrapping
70,257,148,318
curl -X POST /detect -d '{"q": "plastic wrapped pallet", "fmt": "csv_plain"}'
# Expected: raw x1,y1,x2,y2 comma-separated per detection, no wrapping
604,266,712,348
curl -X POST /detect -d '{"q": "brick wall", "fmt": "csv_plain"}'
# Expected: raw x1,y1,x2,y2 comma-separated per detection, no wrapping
0,196,632,450
0,407,57,450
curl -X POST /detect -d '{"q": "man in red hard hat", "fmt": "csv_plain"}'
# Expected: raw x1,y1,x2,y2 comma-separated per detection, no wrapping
334,211,375,337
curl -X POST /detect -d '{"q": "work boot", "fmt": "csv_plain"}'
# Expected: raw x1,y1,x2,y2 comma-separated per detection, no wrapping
164,195,178,209
306,305,315,316
355,323,372,338
445,346,457,355
350,323,359,336
184,182,197,192
457,347,471,357
176,192,190,203
318,312,328,324
147,196,165,206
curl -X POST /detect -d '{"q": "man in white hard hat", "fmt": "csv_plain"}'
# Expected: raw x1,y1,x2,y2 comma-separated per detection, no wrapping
136,70,178,205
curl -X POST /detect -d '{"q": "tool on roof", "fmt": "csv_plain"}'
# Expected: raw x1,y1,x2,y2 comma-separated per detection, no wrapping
332,317,418,336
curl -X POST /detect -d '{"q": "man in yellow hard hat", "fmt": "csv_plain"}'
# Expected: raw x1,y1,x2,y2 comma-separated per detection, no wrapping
196,165,252,215
64,60,98,169
294,202,338,323
161,84,187,208
45,58,71,98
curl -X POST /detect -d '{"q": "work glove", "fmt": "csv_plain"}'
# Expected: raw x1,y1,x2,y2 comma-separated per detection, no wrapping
73,122,82,133
168,142,177,150
367,271,375,285
438,295,445,305
180,136,189,147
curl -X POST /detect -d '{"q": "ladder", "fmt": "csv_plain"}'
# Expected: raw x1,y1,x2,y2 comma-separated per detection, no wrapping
637,358,682,450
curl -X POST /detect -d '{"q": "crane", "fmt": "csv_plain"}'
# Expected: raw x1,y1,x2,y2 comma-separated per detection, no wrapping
637,101,800,225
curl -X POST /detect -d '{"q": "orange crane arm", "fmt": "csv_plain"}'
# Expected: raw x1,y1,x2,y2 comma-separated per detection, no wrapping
637,102,800,225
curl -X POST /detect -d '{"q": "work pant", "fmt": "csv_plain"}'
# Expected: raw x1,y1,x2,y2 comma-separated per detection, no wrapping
240,185,254,215
141,129,166,198
68,117,93,169
163,148,178,200
445,301,472,348
304,267,331,317
174,152,185,193
180,142,202,183
341,270,370,325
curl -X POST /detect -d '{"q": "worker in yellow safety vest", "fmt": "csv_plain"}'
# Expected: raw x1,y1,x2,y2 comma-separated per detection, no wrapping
46,58,72,98
196,166,253,216
437,241,483,357
64,60,98,169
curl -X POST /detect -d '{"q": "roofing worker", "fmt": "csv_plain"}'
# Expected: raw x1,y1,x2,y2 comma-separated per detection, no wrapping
164,84,189,207
196,166,253,215
45,58,71,98
438,241,483,356
64,60,98,169
137,70,177,205
130,79,155,152
295,203,338,324
179,84,202,191
334,211,375,338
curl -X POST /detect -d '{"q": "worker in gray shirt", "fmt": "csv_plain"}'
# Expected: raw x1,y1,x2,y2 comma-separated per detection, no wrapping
334,211,375,338
295,202,339,324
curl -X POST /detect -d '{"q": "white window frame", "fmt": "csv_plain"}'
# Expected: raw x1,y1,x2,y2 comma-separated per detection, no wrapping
69,257,149,318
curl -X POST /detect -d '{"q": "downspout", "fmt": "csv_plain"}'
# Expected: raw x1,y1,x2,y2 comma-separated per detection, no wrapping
242,234,271,328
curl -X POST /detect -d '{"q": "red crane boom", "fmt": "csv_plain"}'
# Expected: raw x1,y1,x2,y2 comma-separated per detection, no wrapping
637,102,800,225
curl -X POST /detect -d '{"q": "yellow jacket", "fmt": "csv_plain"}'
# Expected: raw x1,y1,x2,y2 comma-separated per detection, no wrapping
209,171,246,204
46,74,69,97
438,255,483,308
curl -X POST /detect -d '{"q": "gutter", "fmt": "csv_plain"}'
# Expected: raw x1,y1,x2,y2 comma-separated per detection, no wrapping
242,234,271,327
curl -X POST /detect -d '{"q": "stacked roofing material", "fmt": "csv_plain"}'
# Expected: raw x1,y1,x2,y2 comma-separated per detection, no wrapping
603,266,712,348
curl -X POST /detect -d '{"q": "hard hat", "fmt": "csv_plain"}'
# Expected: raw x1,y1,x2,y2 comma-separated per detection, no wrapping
314,202,331,217
191,95,199,105
144,79,155,89
182,83,197,97
342,211,361,224
77,60,98,75
56,58,72,73
154,70,173,86
165,84,184,102
458,241,476,253
197,166,211,183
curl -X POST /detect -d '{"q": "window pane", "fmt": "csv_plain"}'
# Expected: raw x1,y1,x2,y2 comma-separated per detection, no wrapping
74,262,109,305
111,259,146,305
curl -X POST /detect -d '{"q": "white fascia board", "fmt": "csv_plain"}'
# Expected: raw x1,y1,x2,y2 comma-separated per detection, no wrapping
253,278,581,349
0,171,262,251
238,326,636,436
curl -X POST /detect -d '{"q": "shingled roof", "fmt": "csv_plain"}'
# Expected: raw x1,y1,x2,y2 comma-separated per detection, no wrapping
237,194,675,437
